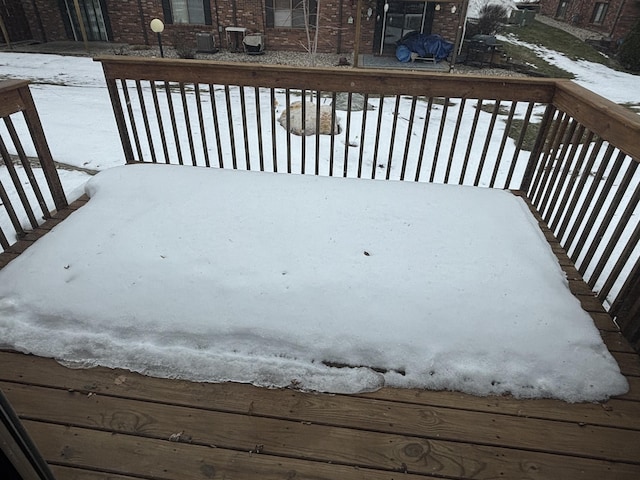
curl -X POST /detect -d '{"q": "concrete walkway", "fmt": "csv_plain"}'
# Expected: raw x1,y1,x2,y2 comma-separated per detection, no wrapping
534,14,604,41
0,40,127,56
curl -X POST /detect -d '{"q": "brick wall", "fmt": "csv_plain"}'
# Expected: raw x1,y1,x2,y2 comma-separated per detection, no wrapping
541,0,640,44
108,0,161,45
25,0,70,42
433,10,463,42
20,1,465,55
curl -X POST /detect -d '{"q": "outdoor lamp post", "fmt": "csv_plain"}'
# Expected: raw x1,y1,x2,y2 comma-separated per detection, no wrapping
150,18,165,58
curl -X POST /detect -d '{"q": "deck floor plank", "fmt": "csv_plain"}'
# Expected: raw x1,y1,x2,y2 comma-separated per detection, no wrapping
4,380,640,466
1,351,640,480
25,421,446,480
1,351,639,432
50,466,143,480
50,465,142,480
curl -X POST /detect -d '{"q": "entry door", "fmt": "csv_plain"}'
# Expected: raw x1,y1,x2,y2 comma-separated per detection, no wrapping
376,1,435,54
62,0,110,41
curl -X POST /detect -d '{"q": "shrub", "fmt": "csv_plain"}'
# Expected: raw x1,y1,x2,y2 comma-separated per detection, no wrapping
476,4,509,35
618,20,640,72
173,34,196,59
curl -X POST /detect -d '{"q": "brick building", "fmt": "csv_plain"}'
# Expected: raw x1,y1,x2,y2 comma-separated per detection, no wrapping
3,1,465,56
540,0,640,47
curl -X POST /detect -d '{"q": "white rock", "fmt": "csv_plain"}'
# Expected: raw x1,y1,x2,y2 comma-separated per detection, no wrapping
278,101,341,136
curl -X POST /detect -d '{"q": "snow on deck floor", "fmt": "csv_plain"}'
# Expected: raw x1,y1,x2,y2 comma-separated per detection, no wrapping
0,164,629,402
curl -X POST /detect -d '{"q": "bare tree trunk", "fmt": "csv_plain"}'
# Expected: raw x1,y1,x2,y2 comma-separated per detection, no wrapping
301,0,321,66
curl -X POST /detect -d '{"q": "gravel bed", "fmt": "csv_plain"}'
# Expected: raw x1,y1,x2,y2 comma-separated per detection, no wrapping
121,45,529,77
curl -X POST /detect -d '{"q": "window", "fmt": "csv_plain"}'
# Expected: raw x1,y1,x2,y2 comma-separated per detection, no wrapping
555,1,569,19
161,0,211,25
266,0,317,28
591,3,608,24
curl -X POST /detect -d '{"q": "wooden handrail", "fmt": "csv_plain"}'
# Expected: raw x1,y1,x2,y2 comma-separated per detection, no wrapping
0,79,31,117
95,55,558,102
552,80,640,161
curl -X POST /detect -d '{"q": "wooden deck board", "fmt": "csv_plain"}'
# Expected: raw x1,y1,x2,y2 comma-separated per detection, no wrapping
1,193,640,479
1,351,640,480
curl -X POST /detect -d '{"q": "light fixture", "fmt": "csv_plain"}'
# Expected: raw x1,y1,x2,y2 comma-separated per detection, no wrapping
435,3,441,11
150,18,165,58
451,5,457,13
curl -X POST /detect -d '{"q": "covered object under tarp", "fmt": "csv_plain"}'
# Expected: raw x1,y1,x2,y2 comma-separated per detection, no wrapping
396,33,454,62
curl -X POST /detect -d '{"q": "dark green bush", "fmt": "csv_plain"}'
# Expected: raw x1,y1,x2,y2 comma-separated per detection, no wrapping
173,34,196,59
618,19,640,72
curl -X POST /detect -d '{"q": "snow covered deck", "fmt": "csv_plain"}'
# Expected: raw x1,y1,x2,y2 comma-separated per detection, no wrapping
1,177,639,480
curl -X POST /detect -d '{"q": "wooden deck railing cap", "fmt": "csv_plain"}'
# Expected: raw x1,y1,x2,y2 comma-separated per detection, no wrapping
0,79,31,91
94,55,557,102
552,80,640,161
0,79,32,117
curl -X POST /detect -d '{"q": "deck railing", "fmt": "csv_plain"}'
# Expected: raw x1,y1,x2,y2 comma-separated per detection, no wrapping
13,56,629,351
0,80,68,251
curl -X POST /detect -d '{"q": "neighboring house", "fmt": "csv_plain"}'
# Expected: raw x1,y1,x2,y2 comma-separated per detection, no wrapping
540,0,640,47
0,0,32,43
4,1,467,56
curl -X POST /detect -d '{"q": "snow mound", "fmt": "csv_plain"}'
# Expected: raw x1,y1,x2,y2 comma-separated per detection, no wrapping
0,164,628,401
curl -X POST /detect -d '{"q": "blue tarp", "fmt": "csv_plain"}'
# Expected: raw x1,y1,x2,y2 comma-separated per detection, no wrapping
396,33,454,62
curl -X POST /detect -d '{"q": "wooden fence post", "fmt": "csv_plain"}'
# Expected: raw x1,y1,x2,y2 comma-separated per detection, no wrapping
18,86,68,211
103,76,136,163
610,258,640,353
519,103,556,195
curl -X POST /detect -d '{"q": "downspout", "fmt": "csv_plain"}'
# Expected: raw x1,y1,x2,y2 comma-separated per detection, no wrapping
337,0,343,53
214,0,222,49
136,0,149,45
232,0,238,26
609,0,627,41
260,0,266,33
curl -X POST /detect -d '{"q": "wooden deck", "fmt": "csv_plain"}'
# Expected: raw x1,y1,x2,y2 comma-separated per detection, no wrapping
1,196,640,480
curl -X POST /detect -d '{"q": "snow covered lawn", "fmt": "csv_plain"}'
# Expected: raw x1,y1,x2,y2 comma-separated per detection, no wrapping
0,164,628,402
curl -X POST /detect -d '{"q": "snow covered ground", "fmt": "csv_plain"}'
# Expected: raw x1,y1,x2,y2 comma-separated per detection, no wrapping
0,164,628,401
498,34,640,106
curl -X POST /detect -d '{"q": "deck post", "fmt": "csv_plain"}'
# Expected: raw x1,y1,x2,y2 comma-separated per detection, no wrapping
519,103,556,196
18,85,68,211
610,258,640,353
103,73,136,164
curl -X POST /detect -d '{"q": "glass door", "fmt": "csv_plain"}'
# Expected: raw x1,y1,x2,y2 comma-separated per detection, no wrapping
63,0,110,42
377,1,435,55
